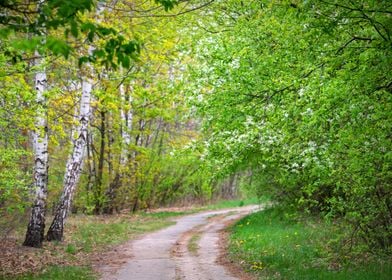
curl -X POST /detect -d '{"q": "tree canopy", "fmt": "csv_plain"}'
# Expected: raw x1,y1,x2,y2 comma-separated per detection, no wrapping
0,0,391,254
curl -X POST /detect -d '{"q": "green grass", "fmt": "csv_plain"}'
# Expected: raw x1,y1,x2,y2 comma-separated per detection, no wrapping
8,266,95,280
228,207,392,279
188,233,201,255
68,214,176,253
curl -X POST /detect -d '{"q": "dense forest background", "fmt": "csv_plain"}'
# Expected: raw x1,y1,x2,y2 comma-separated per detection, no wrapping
0,0,390,257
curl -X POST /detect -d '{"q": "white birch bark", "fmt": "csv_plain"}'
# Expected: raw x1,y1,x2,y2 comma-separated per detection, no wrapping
47,1,105,240
46,80,92,241
23,53,49,247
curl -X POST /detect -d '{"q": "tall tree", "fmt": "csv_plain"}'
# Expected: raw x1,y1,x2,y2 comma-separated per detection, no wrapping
46,79,92,241
46,0,142,239
22,52,49,248
21,0,50,248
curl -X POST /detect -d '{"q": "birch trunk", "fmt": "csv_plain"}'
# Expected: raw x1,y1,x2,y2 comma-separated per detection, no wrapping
46,80,92,241
46,0,106,240
23,54,49,248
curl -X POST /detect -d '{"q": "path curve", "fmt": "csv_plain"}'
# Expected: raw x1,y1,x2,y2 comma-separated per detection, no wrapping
99,205,260,280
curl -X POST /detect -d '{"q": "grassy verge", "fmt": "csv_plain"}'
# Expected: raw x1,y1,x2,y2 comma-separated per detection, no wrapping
228,207,392,280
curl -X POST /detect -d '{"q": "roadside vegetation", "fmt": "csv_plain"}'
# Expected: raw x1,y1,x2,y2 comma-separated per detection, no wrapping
0,0,390,278
229,207,392,280
188,1,391,278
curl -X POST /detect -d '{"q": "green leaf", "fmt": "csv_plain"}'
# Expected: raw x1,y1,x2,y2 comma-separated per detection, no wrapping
121,55,131,69
70,20,79,38
78,56,90,67
87,30,95,42
0,27,12,38
46,37,72,58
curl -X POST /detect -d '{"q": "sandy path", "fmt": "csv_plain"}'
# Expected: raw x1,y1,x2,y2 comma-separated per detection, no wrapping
99,205,260,280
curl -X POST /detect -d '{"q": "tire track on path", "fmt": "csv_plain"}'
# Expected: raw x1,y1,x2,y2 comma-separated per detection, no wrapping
99,205,260,280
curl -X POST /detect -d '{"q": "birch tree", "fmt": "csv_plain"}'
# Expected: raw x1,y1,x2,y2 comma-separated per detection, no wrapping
22,54,49,248
46,0,116,240
46,79,92,241
46,0,105,241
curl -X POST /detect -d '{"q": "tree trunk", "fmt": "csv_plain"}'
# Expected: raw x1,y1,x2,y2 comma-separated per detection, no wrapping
220,174,238,200
85,130,95,208
46,80,92,241
104,82,133,214
23,53,49,248
120,82,133,164
107,112,114,179
93,110,105,214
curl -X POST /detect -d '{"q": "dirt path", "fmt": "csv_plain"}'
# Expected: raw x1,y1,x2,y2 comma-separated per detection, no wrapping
98,205,260,280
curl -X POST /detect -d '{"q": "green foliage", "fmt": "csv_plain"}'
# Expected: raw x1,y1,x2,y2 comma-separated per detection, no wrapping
0,0,94,57
0,148,30,213
1,0,389,270
229,207,392,279
0,0,142,68
0,147,30,238
0,61,34,236
154,0,178,11
185,0,392,253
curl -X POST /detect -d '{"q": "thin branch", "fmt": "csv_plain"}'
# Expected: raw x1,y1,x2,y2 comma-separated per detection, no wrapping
336,36,373,54
357,8,389,42
319,0,392,14
245,64,324,101
195,22,233,34
123,0,216,18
